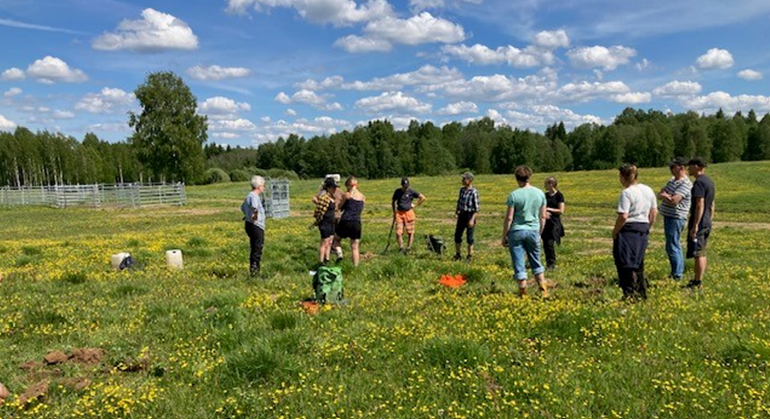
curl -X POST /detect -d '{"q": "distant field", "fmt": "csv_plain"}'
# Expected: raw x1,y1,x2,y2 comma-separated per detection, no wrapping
1,161,769,419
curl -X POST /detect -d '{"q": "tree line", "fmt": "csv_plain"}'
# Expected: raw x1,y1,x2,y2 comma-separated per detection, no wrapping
2,106,770,187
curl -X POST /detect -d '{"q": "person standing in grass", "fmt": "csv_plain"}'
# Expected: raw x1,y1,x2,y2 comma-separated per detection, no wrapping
453,172,479,263
314,175,345,262
612,163,657,300
392,177,426,254
313,177,338,264
335,176,366,267
502,166,549,297
657,157,692,281
685,157,715,290
241,175,266,277
541,176,566,271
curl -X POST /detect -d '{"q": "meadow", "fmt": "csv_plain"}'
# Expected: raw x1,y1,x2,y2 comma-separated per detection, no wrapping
1,161,769,419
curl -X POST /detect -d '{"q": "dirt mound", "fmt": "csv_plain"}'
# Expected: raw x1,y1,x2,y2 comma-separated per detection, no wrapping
70,348,105,365
19,380,48,405
44,351,68,365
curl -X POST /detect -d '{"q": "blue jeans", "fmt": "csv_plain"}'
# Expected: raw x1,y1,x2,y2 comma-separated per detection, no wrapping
508,229,545,280
664,216,686,279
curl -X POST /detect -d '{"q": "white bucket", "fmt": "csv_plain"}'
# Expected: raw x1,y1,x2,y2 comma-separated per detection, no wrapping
166,249,184,270
110,252,131,270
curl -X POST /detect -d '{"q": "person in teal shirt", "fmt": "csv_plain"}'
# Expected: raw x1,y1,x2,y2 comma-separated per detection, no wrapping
502,165,549,297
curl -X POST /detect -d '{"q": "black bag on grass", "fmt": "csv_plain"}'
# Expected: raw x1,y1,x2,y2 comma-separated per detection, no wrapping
425,235,446,255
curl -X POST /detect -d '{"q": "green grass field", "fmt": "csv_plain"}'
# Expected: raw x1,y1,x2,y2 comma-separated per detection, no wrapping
1,161,769,419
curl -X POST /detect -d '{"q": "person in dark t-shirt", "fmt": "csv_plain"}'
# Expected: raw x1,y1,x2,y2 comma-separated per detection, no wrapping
541,176,565,270
685,157,715,289
391,177,426,254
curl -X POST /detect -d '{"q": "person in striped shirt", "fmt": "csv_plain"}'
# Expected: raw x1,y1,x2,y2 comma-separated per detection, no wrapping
657,157,692,281
454,172,479,262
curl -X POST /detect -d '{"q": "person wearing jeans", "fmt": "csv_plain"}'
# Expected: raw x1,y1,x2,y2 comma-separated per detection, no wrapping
502,165,549,298
658,158,691,280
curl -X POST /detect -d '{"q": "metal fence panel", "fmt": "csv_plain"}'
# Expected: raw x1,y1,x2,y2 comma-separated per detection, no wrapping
0,183,186,208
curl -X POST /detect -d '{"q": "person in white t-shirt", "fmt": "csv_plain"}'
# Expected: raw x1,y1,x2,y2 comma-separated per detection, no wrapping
612,163,657,300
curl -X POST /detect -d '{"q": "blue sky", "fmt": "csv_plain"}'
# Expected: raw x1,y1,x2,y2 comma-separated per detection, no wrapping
1,0,769,147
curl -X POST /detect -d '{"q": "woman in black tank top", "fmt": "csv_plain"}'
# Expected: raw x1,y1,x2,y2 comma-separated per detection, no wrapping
335,176,366,266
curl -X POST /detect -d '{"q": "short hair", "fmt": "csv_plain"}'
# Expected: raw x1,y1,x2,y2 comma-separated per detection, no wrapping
545,176,558,187
250,175,265,189
514,165,532,182
345,175,358,188
618,163,638,183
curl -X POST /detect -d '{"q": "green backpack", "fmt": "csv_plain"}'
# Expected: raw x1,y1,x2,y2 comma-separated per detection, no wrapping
313,266,344,304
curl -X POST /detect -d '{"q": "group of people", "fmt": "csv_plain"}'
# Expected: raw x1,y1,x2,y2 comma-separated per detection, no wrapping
612,157,715,299
240,157,715,301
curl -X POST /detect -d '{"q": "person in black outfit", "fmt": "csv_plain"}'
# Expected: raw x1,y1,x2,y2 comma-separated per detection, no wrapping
335,176,366,266
685,157,715,289
541,176,565,270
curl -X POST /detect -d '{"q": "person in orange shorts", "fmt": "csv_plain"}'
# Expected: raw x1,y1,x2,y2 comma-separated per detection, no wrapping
391,177,426,254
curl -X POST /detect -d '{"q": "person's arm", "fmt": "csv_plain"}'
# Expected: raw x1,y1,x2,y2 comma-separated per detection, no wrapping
612,212,628,240
468,189,479,226
414,193,426,207
648,206,658,226
539,204,547,235
338,192,350,213
392,196,397,219
689,197,705,239
502,206,514,245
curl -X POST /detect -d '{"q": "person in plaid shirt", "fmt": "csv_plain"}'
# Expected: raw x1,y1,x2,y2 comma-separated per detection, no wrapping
454,172,479,262
313,177,338,263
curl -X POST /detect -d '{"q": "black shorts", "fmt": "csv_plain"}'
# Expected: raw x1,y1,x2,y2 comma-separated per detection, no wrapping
319,222,335,239
686,229,710,258
336,220,362,240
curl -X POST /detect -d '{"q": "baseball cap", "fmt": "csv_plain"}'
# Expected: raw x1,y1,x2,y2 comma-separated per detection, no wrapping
401,177,409,186
687,157,708,168
669,157,687,167
462,172,474,181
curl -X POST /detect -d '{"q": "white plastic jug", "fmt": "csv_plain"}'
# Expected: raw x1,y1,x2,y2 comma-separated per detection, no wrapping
110,252,131,270
166,249,184,270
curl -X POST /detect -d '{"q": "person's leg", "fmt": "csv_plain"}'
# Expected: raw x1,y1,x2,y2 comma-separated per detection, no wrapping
524,230,547,296
252,226,264,276
245,223,260,276
466,220,475,260
509,231,529,297
351,239,360,267
694,256,707,282
664,217,685,279
332,219,343,260
454,215,465,260
406,233,414,251
405,211,416,251
395,214,405,251
543,238,556,269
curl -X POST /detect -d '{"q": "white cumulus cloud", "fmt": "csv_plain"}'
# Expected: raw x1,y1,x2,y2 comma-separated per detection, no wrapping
533,29,570,50
695,48,734,70
611,92,651,104
652,80,702,96
0,114,16,130
4,87,22,98
737,69,763,81
76,87,136,113
1,67,25,81
344,65,463,91
355,91,431,114
442,44,551,68
558,81,630,102
438,101,478,115
567,45,636,70
226,0,395,26
92,8,198,52
680,91,770,114
274,89,343,111
199,96,251,117
26,56,87,84
187,65,251,81
336,12,465,53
